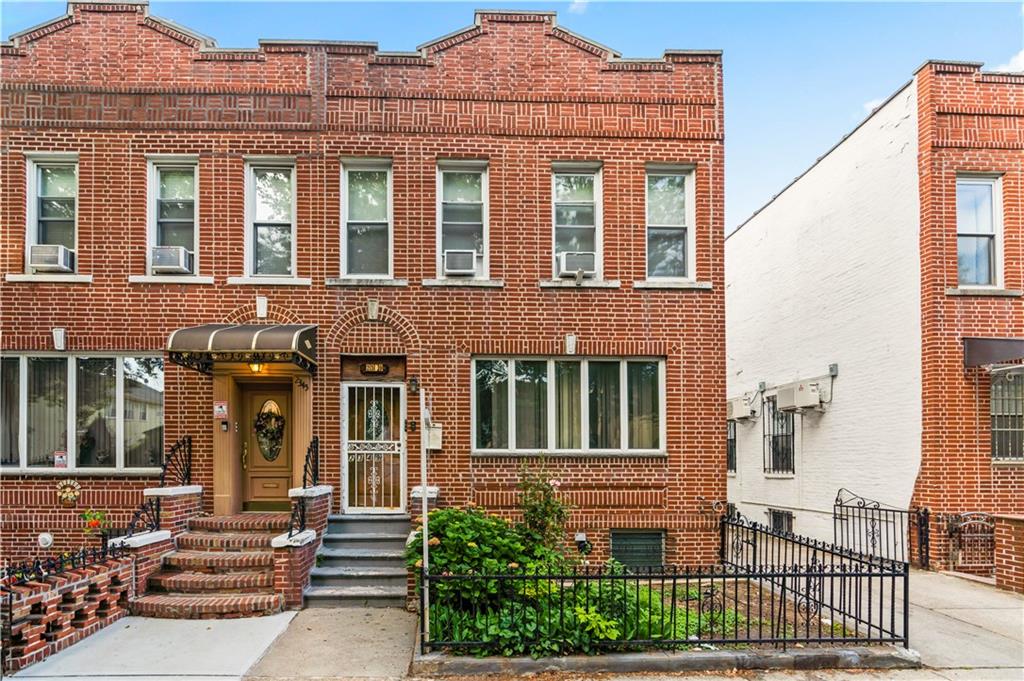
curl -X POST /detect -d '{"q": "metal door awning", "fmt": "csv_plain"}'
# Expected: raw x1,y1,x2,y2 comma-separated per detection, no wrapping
167,324,317,374
963,337,1024,368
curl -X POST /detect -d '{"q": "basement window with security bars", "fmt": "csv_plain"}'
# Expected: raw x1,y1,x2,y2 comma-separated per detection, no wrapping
768,509,793,534
762,395,795,474
610,530,665,569
991,371,1024,460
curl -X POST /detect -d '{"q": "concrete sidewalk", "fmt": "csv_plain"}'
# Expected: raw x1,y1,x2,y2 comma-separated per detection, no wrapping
11,612,295,681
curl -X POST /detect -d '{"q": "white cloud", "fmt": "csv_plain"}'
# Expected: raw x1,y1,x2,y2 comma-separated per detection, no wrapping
994,48,1024,73
862,98,884,114
568,0,589,14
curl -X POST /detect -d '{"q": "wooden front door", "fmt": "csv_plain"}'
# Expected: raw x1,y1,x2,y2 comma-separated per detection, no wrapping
242,385,292,511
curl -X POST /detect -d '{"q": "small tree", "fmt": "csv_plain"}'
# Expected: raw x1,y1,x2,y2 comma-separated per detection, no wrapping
516,461,571,557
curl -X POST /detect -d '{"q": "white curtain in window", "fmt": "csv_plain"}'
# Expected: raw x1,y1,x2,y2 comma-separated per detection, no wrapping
28,358,66,467
76,357,116,468
555,361,581,449
588,361,620,449
627,361,659,449
515,360,547,450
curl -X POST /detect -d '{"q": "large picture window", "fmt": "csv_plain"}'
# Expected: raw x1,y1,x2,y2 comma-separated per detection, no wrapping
991,372,1024,460
472,357,665,453
0,355,164,470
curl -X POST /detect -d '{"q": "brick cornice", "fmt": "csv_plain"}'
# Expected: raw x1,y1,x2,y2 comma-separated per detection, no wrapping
326,88,715,107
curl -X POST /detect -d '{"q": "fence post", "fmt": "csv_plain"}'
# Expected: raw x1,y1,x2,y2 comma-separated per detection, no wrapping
718,514,726,563
902,562,910,648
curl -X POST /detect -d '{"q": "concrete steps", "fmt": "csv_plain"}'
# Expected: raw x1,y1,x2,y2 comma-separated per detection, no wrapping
134,513,289,619
310,514,410,608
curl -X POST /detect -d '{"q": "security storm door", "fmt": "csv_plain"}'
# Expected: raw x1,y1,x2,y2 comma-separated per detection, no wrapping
342,382,405,513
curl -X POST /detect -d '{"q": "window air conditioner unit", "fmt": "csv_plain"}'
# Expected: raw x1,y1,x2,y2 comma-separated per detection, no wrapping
557,251,597,278
443,249,476,276
726,396,753,421
29,244,74,273
776,382,821,412
151,246,194,274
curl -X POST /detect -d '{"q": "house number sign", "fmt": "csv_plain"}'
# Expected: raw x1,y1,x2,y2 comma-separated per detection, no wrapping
360,362,389,376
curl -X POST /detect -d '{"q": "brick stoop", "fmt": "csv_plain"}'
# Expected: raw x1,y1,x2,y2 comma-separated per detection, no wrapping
132,513,289,619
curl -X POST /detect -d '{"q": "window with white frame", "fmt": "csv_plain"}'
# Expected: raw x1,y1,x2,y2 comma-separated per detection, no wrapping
247,164,295,277
0,355,164,470
28,160,78,271
553,170,600,278
473,357,664,453
438,165,487,278
343,163,391,277
956,176,1001,287
646,170,693,279
149,162,198,275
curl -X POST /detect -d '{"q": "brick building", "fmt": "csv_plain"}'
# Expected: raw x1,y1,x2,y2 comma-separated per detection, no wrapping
726,61,1023,573
0,0,726,601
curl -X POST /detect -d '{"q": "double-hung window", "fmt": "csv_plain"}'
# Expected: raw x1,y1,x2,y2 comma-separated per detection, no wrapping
342,162,392,278
762,395,795,474
28,158,78,272
0,354,164,471
646,169,694,279
726,420,737,473
473,357,664,453
956,175,1001,287
149,160,198,275
991,371,1024,461
438,164,487,278
247,163,296,277
553,168,600,278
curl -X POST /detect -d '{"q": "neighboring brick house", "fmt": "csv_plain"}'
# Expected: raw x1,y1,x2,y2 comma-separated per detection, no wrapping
0,0,725,593
726,61,1023,574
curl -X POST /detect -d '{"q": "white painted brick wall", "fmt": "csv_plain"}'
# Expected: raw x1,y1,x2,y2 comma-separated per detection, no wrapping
725,80,922,542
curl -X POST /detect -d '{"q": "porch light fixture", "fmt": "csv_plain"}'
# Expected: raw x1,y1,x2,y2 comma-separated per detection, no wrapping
408,376,420,394
248,361,264,374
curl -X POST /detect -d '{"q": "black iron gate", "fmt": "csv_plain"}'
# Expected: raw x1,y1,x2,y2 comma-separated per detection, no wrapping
833,488,930,568
947,512,995,576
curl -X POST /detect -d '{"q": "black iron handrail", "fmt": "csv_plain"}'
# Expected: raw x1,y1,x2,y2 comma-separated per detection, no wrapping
302,436,319,488
287,498,307,539
833,488,930,567
1,544,127,587
160,436,193,487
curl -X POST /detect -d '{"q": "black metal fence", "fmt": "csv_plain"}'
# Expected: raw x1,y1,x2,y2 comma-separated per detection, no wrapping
1,544,127,587
833,489,930,567
947,512,995,576
420,513,908,656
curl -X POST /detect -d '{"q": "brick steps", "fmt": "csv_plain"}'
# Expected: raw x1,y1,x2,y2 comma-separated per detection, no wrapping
132,593,284,619
177,531,277,551
147,570,274,594
135,513,290,619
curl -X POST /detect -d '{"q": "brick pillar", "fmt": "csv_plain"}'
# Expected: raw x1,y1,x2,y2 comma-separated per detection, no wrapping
994,515,1024,594
271,486,332,608
144,485,203,538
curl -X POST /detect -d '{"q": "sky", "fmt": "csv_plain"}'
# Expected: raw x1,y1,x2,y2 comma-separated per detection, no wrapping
2,1,1022,232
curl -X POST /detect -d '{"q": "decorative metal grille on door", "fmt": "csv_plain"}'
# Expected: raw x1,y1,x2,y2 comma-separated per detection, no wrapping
345,385,403,510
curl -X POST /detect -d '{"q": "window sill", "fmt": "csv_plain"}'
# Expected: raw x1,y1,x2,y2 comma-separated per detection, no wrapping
326,278,408,287
128,275,214,285
764,472,796,479
945,287,1023,298
422,278,504,288
0,467,162,477
539,279,621,289
634,280,713,290
5,273,93,284
727,471,737,478
471,450,667,459
226,276,312,286
992,459,1024,466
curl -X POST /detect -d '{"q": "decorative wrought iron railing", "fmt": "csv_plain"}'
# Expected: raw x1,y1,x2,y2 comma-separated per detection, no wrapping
159,435,193,487
303,435,320,488
286,436,320,539
1,544,127,587
832,488,930,568
946,512,994,576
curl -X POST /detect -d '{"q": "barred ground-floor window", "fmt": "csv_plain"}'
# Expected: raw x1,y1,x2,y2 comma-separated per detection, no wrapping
991,371,1024,460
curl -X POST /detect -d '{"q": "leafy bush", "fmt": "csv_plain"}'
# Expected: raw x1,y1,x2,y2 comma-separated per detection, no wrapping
515,464,571,554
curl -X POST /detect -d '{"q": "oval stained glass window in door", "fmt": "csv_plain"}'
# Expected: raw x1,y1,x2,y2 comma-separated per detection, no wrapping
254,399,285,461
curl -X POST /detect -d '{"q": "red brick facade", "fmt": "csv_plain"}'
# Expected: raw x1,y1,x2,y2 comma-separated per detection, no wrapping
0,2,725,565
912,62,1024,568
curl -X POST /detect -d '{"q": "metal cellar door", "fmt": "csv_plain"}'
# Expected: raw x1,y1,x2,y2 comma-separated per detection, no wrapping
342,383,405,513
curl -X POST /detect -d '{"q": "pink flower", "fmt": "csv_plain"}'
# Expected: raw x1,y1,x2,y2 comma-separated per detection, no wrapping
549,479,561,488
